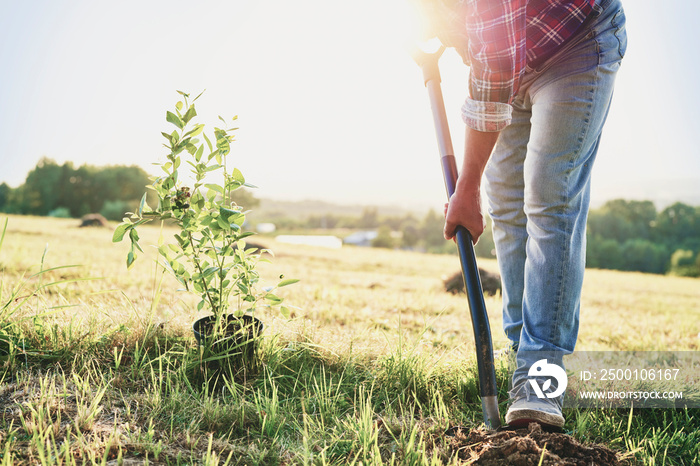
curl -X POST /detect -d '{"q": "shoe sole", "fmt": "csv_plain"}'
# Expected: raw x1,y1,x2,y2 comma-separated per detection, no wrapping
505,408,565,428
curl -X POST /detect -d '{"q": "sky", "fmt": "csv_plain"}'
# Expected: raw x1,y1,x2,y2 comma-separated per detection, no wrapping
1,0,699,212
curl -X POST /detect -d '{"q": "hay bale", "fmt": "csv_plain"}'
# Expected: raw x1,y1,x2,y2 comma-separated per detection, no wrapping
79,213,108,228
444,268,501,296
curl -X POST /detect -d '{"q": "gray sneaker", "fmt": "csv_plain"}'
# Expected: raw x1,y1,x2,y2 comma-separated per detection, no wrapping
505,380,565,429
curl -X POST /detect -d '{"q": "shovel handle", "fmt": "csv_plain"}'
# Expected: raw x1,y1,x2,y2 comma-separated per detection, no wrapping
417,48,501,429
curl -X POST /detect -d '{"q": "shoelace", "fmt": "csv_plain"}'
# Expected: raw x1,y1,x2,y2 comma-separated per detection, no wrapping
508,379,563,410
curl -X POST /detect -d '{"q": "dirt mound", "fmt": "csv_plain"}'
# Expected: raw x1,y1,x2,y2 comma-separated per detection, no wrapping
443,269,501,296
79,213,109,227
450,423,621,465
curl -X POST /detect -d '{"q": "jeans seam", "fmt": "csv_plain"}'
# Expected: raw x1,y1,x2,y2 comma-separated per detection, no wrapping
548,51,599,350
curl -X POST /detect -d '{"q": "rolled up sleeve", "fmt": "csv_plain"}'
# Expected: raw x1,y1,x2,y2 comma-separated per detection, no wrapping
462,0,528,132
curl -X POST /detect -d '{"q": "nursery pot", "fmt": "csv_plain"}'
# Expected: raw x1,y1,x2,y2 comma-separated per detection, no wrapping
192,314,263,359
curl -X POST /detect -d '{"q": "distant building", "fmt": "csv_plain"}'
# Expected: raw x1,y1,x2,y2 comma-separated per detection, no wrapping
256,223,276,234
343,230,378,247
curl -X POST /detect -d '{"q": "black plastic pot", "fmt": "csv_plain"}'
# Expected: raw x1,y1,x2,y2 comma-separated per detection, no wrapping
192,314,263,359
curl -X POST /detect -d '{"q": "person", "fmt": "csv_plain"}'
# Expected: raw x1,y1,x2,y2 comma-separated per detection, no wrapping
422,0,627,428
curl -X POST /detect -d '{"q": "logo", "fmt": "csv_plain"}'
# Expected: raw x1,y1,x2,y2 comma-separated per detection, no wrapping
528,359,567,399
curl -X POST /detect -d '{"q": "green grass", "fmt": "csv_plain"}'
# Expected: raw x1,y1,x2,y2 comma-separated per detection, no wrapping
1,214,699,464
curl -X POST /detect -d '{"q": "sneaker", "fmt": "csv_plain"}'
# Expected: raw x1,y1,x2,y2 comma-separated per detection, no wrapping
505,380,565,429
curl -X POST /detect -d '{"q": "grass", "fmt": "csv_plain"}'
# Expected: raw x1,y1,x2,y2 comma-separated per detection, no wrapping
0,214,699,464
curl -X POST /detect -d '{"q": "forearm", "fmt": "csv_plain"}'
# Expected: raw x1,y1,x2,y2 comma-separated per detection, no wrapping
443,127,500,242
456,127,500,194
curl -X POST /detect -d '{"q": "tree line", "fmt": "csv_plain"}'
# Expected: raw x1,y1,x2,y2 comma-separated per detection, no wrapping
0,158,151,221
259,199,700,277
586,199,700,277
2,160,698,277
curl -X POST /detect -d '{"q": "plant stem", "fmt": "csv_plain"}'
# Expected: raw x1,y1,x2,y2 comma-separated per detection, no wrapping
187,231,218,319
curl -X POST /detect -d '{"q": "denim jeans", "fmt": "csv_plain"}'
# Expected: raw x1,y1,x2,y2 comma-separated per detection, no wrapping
483,0,627,386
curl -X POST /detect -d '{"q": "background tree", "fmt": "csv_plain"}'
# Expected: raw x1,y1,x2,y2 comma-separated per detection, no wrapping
654,202,700,251
0,183,10,212
4,159,151,219
358,207,379,229
229,188,260,210
371,225,395,249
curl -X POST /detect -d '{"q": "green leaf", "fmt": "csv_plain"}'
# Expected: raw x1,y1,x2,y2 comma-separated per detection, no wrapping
231,168,245,186
216,135,230,156
205,184,224,194
158,244,170,259
112,223,130,243
129,229,143,253
278,279,300,287
193,90,205,102
232,213,245,227
166,111,184,129
161,132,175,147
194,144,204,162
175,101,183,111
185,123,204,138
185,143,197,155
219,206,237,221
138,193,149,217
280,306,291,319
127,251,136,269
202,132,213,153
238,231,256,240
265,294,283,304
183,105,197,124
216,215,230,230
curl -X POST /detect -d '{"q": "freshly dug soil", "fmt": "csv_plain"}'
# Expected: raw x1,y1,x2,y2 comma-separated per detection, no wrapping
449,423,622,465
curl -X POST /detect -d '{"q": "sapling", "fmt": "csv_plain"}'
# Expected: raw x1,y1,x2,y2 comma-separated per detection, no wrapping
113,91,296,344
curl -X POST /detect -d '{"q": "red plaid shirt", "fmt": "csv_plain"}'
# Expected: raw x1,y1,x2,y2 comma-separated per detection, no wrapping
455,0,596,131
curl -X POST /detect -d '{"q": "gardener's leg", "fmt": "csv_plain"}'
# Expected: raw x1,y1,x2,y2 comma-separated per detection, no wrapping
483,100,531,352
496,0,626,426
512,0,626,387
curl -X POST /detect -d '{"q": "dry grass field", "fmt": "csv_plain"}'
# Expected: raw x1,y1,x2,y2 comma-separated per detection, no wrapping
1,214,699,464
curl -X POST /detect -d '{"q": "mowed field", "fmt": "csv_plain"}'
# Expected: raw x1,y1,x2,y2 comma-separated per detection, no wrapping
1,214,700,464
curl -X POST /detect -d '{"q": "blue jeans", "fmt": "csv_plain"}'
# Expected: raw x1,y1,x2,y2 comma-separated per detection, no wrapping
483,0,627,386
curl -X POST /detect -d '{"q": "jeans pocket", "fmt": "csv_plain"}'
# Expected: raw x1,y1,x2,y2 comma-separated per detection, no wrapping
612,9,628,59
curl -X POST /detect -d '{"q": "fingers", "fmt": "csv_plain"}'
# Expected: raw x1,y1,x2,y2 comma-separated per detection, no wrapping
444,219,457,241
443,193,484,244
446,225,481,244
443,203,483,244
443,203,457,241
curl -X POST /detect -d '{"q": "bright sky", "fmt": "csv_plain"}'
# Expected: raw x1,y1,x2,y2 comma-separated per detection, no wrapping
1,0,698,211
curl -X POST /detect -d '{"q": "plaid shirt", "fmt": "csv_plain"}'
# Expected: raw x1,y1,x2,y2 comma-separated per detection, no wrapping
456,0,595,131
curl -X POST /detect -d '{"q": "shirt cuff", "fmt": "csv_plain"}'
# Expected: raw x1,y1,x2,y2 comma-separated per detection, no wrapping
461,98,512,132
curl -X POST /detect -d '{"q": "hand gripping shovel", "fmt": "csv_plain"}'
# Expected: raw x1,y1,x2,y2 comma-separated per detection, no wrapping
413,45,501,429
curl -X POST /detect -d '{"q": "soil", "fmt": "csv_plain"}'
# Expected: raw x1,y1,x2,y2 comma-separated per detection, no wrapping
449,423,622,465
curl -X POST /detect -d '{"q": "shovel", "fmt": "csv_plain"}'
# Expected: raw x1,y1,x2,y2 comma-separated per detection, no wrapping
413,45,501,429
